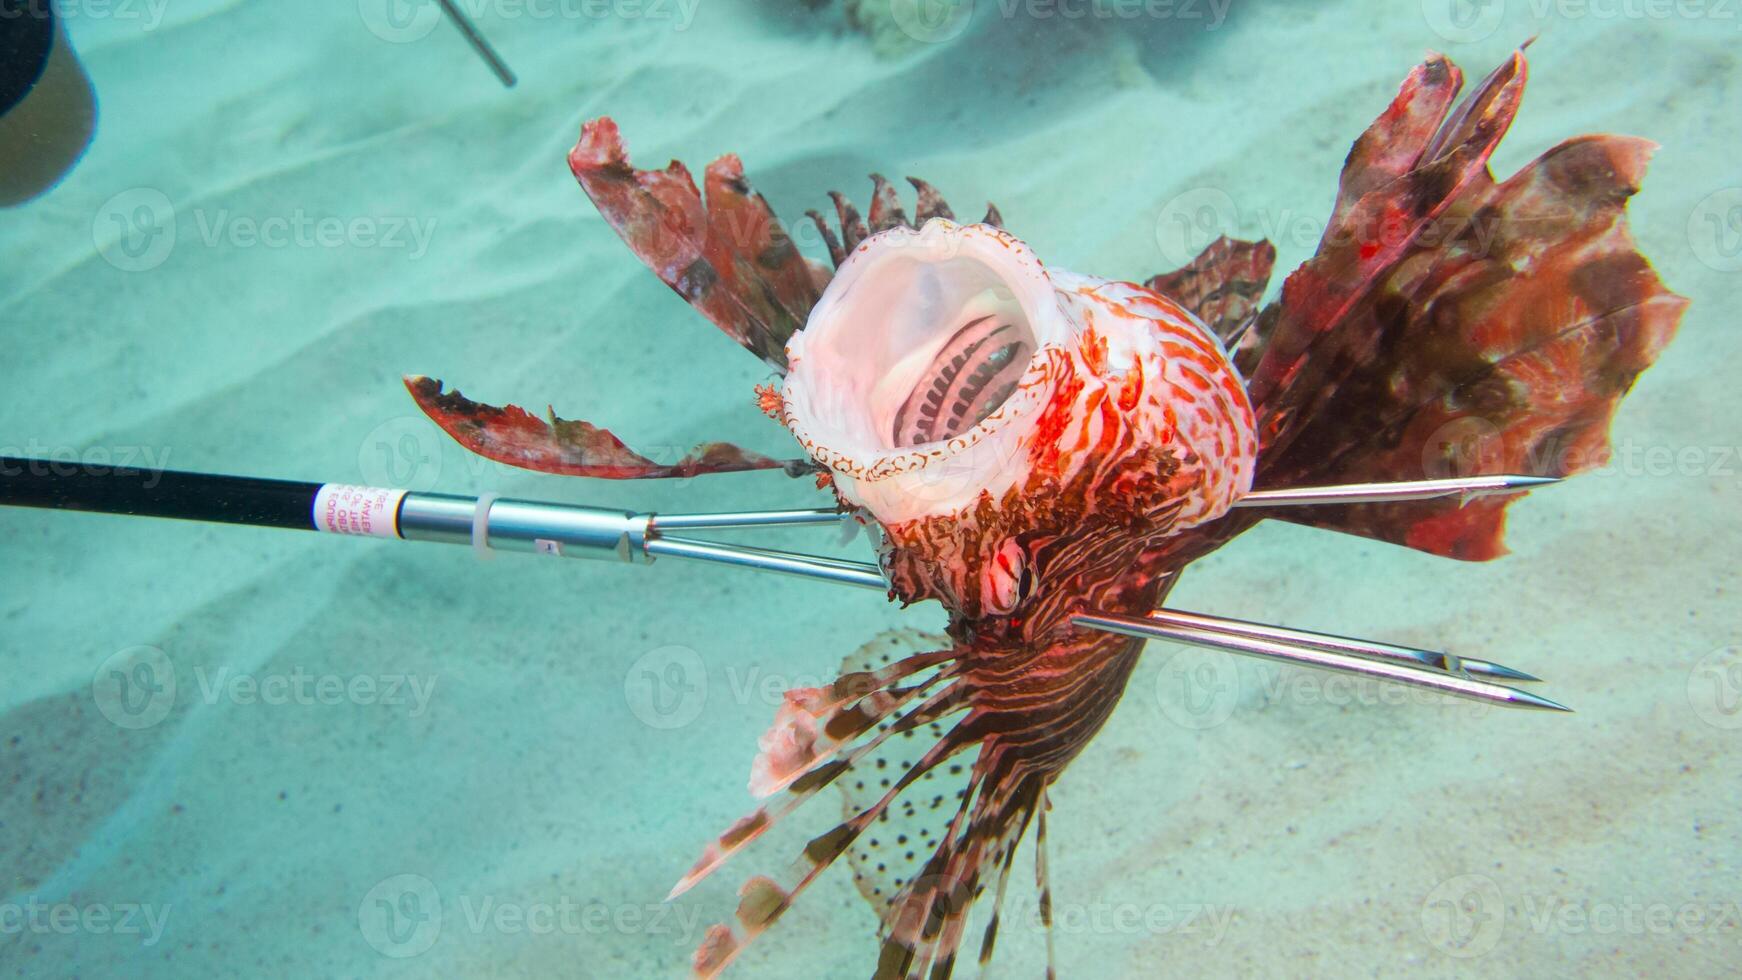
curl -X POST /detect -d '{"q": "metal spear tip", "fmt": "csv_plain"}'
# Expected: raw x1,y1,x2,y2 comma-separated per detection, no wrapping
1502,686,1574,713
1460,658,1543,683
1237,474,1565,509
1072,610,1571,714
1498,474,1562,490
1460,473,1562,507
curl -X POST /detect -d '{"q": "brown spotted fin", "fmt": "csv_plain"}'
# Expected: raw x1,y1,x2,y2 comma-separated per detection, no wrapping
674,629,967,978
569,117,827,372
1144,234,1277,351
1235,49,1687,560
404,376,812,480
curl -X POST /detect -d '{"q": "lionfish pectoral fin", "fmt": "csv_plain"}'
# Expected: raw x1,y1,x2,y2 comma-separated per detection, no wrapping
673,630,967,977
858,767,1050,980
1239,49,1686,561
568,118,824,372
827,642,1060,980
405,376,810,479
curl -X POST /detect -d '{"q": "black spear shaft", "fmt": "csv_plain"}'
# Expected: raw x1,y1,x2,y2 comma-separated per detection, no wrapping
0,456,324,531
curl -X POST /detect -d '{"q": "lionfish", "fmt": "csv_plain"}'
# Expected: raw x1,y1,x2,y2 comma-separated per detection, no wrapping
407,49,1685,977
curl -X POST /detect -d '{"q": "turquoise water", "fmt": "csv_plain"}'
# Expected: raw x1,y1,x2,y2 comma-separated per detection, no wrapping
2,2,1737,977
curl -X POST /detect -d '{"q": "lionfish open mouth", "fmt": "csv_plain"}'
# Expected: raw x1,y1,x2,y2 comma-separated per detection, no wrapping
887,307,1032,447
781,220,1070,523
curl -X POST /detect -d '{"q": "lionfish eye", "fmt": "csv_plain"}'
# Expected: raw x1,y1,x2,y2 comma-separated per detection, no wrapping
979,538,1031,616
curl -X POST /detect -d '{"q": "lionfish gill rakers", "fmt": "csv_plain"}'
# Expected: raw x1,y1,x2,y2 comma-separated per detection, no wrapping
405,49,1686,978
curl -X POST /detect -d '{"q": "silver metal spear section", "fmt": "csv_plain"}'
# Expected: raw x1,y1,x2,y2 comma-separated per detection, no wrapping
396,493,889,588
392,473,1567,712
1143,608,1541,683
1071,611,1570,712
631,474,1564,531
1233,474,1560,508
0,456,1570,712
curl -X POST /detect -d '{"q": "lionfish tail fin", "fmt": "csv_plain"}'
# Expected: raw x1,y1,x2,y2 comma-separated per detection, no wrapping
404,376,812,479
1241,49,1687,560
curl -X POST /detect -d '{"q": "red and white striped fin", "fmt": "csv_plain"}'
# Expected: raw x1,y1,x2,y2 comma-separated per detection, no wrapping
691,685,977,977
668,655,957,902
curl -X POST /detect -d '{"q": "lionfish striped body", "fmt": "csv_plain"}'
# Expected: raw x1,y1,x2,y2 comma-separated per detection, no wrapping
682,224,1261,976
406,48,1685,978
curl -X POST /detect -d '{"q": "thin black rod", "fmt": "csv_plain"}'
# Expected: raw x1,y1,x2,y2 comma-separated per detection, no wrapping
0,456,319,531
435,0,517,88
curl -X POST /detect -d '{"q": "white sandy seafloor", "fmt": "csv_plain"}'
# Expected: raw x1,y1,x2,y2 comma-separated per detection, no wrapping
1,1,1738,977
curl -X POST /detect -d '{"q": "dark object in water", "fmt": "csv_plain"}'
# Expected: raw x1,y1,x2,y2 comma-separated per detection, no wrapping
436,0,517,88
